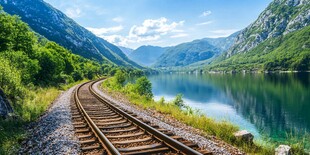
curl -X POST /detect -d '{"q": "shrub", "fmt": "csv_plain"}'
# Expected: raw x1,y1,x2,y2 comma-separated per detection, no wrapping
173,94,185,108
114,69,126,86
134,76,153,99
0,56,25,100
158,97,165,105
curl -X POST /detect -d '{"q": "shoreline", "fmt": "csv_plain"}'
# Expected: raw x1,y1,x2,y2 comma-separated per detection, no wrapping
94,79,244,154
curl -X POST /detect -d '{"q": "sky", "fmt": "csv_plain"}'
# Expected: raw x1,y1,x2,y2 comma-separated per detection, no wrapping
44,0,272,49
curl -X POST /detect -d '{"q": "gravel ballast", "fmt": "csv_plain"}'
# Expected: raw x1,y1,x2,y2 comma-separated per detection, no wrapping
19,86,80,154
93,80,244,155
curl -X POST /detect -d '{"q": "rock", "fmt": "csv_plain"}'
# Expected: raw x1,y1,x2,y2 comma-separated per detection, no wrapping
0,89,13,118
234,130,254,143
275,145,291,155
226,0,310,57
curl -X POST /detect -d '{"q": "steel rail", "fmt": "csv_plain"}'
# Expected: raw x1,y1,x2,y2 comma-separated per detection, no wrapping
74,81,121,155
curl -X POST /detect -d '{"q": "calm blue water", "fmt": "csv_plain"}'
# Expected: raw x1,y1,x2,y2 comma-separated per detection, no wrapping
147,73,310,147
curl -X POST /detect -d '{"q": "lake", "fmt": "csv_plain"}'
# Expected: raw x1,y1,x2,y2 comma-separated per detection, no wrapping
147,73,310,148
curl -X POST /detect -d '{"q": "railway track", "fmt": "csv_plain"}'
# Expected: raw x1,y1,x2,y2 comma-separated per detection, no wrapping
71,80,212,155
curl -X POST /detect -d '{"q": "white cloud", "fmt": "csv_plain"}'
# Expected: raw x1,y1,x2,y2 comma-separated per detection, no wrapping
172,29,185,33
196,21,213,26
65,7,82,18
170,33,188,38
129,17,184,42
88,17,186,46
86,26,124,36
200,11,212,17
100,35,129,46
208,29,238,38
112,17,123,23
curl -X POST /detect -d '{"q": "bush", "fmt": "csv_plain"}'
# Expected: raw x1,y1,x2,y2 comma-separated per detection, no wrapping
173,94,185,108
0,56,25,100
114,69,126,86
158,97,165,105
134,76,153,99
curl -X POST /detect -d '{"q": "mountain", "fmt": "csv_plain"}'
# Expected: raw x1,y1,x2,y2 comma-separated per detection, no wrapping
0,0,141,68
128,45,165,67
153,32,239,68
199,31,240,51
226,0,310,57
208,0,310,72
118,46,133,56
208,25,310,71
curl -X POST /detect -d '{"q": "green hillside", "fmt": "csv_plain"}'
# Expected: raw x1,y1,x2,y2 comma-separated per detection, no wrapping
207,25,310,72
0,0,142,68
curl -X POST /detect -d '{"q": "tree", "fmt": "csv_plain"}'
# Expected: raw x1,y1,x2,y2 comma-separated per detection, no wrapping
0,56,24,100
114,69,126,86
134,76,153,99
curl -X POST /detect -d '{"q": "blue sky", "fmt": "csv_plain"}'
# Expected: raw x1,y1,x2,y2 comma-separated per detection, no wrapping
44,0,272,49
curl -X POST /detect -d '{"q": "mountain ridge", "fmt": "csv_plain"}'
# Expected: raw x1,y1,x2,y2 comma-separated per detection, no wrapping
128,45,165,67
226,0,310,57
0,0,142,68
208,0,310,72
153,32,239,68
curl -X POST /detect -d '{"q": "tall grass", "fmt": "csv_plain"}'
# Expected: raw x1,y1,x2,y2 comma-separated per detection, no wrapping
0,80,86,154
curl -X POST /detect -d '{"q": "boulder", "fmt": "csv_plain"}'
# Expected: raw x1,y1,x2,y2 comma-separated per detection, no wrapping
234,130,254,143
275,145,291,155
0,89,13,118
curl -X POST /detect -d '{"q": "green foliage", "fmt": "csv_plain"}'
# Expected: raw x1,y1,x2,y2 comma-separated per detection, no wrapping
0,7,121,154
134,76,153,99
1,0,142,68
0,56,25,100
0,11,36,55
114,69,126,86
158,97,165,105
173,93,185,108
0,51,40,84
208,25,310,72
0,120,26,155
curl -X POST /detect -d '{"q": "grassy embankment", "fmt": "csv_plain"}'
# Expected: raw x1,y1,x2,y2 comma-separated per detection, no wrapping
0,80,88,154
101,70,308,154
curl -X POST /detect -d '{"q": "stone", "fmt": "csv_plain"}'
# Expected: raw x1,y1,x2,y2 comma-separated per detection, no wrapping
275,145,291,155
234,130,254,143
0,89,13,118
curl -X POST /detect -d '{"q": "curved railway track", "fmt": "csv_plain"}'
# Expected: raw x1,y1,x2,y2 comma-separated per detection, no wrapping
71,80,212,155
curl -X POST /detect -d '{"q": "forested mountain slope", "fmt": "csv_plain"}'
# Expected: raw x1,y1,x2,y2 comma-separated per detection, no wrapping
153,32,239,68
0,0,142,68
207,25,310,71
207,0,310,72
226,0,309,57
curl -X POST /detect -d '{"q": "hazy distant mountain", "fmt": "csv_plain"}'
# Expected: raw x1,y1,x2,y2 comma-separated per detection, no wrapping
199,31,240,51
0,0,142,68
208,0,310,71
118,46,134,56
153,32,239,68
128,46,165,67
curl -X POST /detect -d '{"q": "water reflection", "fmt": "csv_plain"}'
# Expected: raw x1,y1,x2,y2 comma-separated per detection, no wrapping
148,73,310,143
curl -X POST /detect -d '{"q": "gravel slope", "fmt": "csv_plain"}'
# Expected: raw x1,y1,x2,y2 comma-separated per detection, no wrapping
19,86,80,154
93,80,244,155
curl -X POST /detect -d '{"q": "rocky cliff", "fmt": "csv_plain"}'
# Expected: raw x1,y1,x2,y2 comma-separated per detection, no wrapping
226,0,310,57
